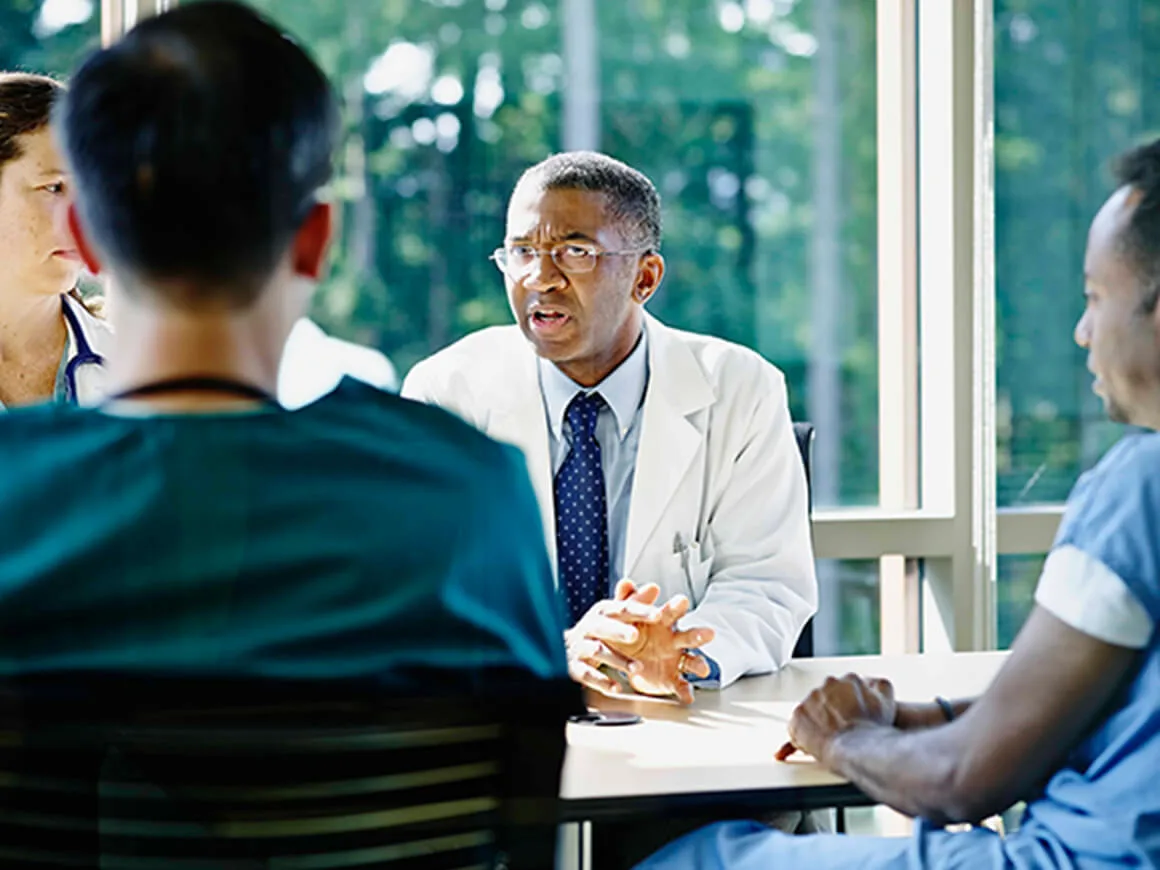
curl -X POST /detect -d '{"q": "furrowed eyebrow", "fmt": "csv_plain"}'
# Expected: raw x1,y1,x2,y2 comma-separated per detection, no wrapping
505,231,599,245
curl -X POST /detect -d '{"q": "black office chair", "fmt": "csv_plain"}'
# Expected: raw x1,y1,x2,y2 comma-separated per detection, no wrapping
0,670,582,869
791,421,815,659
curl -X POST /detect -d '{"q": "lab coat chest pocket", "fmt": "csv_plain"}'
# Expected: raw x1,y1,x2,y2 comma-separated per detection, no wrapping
674,537,714,605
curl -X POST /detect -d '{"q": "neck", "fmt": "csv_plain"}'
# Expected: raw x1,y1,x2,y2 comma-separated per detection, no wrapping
0,288,66,365
556,316,644,388
106,294,292,411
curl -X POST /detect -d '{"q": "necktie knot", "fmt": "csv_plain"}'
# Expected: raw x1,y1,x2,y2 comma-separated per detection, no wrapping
566,391,604,440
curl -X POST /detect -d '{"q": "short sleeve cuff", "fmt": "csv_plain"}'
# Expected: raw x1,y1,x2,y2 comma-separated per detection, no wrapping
1035,545,1154,649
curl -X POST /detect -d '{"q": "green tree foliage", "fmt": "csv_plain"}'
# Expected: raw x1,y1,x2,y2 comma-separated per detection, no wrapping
0,0,97,77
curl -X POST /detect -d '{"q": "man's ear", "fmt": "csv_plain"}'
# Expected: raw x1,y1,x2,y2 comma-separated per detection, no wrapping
632,252,665,304
292,202,334,280
67,203,102,275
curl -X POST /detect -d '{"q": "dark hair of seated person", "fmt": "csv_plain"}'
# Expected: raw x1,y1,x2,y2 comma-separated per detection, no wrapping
1113,138,1160,313
517,150,663,253
0,72,63,172
54,0,338,308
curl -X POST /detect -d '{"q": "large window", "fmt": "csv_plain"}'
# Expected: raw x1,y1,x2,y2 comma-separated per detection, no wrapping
992,0,1158,641
246,0,880,513
994,0,1141,510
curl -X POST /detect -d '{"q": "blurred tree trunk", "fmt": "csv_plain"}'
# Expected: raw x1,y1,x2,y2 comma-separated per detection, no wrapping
426,149,452,350
561,0,600,150
342,9,375,327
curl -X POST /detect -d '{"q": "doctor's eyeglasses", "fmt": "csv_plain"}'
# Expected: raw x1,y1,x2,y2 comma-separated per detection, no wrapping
489,243,647,278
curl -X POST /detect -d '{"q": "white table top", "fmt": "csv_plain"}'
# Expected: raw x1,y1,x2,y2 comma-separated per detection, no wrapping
560,651,1007,817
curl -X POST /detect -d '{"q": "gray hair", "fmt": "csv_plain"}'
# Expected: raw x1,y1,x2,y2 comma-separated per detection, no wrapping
516,151,662,252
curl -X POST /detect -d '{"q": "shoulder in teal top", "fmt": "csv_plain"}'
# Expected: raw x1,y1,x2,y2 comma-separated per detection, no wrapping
0,379,568,684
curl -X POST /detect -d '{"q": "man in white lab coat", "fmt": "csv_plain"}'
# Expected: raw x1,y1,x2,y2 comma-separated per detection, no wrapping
403,151,816,701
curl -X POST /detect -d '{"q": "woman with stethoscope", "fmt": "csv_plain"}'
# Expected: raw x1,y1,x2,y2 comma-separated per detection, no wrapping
0,72,397,409
0,72,112,409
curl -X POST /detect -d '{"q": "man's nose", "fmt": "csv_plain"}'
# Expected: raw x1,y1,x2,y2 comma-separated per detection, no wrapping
522,251,566,292
1074,310,1091,348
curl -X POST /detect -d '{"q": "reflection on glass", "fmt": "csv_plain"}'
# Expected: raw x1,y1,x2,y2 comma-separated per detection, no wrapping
249,0,879,509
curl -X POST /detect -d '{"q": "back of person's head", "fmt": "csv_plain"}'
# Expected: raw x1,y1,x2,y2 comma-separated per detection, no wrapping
0,72,64,179
516,151,662,252
56,1,338,307
1114,138,1160,313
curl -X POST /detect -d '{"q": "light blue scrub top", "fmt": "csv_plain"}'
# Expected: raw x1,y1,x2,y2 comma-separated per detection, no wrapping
1014,431,1160,867
0,379,568,684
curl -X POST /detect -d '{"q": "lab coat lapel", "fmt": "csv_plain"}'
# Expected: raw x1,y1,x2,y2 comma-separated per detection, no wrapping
624,316,714,578
484,337,558,575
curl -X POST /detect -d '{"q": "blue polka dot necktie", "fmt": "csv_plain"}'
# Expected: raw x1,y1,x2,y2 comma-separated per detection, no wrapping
555,391,610,627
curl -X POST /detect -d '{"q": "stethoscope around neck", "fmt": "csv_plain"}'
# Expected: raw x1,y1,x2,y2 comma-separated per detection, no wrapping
60,294,106,405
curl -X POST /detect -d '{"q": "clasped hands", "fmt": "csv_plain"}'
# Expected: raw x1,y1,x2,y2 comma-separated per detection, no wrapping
775,673,897,764
565,578,715,705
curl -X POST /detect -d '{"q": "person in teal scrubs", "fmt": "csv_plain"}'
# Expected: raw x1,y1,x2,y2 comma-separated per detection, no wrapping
0,1,567,686
0,72,113,408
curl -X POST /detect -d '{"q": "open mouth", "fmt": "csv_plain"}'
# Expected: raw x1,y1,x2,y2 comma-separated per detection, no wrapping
530,310,571,331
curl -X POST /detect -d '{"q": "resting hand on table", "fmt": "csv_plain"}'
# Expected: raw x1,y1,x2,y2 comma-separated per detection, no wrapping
565,579,715,705
775,673,897,764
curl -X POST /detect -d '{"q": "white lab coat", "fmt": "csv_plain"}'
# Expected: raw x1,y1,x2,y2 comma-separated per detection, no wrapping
278,318,398,409
402,313,817,686
66,309,396,410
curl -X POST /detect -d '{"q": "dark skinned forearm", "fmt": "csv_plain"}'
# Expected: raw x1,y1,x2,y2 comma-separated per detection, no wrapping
826,721,984,825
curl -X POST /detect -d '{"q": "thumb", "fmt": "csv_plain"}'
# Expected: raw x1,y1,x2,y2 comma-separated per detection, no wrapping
630,583,662,605
614,578,637,601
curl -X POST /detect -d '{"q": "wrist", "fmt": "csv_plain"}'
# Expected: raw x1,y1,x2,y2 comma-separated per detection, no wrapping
894,701,924,730
895,699,959,730
821,725,860,771
825,721,886,772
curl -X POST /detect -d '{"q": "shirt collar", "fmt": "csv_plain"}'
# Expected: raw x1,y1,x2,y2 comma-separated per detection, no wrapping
539,323,649,442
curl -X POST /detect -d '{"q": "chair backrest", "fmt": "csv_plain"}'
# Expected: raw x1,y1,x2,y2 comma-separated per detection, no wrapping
791,421,816,659
792,422,815,513
0,671,581,869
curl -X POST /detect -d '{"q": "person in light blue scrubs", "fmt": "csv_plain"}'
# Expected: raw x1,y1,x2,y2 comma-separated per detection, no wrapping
0,2,567,689
636,140,1160,869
